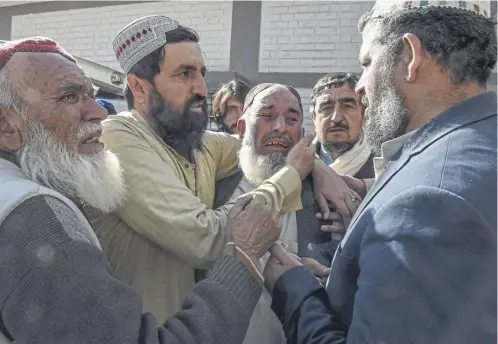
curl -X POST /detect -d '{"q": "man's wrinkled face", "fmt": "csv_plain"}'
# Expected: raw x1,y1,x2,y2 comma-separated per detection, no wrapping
251,87,302,156
356,22,409,156
149,41,208,148
238,86,302,185
14,53,109,155
3,52,125,212
313,85,363,157
222,96,243,134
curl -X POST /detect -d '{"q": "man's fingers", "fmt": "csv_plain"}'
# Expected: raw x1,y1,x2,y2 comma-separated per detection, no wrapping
316,195,330,220
231,193,254,216
316,211,342,221
269,243,301,265
344,192,358,217
301,132,315,147
302,257,330,278
307,141,317,153
320,224,345,232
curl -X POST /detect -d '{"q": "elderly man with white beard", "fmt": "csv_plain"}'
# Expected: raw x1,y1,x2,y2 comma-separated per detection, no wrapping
0,37,299,344
212,83,345,344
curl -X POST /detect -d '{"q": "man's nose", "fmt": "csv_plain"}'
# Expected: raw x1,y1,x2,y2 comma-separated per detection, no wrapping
83,96,108,122
272,116,286,133
192,75,208,98
331,109,343,123
355,75,365,96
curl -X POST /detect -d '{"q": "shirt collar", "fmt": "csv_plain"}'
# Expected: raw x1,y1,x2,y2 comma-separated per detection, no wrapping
319,144,335,165
373,130,417,178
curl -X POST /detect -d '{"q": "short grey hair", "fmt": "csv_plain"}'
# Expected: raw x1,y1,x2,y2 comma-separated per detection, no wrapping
0,65,27,116
358,6,497,86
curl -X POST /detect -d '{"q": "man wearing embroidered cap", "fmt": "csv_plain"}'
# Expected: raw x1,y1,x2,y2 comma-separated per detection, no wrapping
264,1,497,343
0,37,287,344
90,15,357,323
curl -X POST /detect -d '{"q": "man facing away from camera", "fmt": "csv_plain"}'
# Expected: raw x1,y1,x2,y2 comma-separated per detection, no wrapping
264,1,497,343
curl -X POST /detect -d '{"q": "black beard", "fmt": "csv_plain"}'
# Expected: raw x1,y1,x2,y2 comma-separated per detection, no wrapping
147,87,208,151
323,140,357,157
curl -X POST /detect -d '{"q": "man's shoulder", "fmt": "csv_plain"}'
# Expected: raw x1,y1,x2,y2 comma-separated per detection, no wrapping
201,130,239,148
103,111,150,136
1,195,99,248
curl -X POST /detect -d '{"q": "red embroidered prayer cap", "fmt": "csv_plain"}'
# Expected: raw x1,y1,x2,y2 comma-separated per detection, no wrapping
0,37,75,71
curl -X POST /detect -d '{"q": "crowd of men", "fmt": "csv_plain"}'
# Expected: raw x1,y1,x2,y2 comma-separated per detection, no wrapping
0,0,496,343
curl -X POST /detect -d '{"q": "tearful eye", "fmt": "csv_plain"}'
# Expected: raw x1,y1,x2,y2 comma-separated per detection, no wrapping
61,94,77,102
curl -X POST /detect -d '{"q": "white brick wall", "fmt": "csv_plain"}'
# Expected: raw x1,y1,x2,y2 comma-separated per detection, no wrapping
296,87,315,134
11,1,233,72
259,1,374,73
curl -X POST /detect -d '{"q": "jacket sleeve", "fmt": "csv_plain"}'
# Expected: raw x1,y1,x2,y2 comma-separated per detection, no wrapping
272,186,496,344
101,122,302,268
0,196,261,344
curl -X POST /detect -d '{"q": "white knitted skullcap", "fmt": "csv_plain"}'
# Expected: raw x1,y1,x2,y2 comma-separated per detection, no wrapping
113,15,179,74
371,0,491,18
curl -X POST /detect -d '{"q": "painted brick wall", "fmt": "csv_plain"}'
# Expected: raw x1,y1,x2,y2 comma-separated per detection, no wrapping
296,87,315,134
259,1,374,73
11,1,233,72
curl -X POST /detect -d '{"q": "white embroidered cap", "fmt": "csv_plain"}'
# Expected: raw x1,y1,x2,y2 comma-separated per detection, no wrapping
113,15,179,74
371,0,491,19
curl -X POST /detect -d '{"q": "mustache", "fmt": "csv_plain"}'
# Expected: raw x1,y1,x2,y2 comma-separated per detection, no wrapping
76,122,103,139
183,94,206,113
327,121,349,130
261,132,293,146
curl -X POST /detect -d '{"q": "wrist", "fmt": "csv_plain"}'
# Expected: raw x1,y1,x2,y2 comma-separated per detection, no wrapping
224,243,264,285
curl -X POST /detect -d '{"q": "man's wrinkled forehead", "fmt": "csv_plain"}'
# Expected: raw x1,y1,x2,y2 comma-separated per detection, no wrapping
11,52,91,97
253,85,299,108
317,87,359,106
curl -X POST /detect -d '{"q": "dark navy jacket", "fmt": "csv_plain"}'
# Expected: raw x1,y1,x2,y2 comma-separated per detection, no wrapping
271,92,497,344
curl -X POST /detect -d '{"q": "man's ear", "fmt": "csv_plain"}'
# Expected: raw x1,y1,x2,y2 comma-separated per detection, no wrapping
0,107,24,151
237,118,246,140
127,74,150,107
402,33,423,83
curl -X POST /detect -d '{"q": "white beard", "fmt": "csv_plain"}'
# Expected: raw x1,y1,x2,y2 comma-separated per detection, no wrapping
16,119,126,213
238,125,286,186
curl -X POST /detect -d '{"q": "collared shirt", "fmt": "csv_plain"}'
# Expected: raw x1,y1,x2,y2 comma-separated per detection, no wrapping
319,144,335,165
373,130,417,179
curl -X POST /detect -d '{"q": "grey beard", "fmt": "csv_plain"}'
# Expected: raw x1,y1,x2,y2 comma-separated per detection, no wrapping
322,140,357,157
364,53,409,157
238,145,286,186
16,119,126,213
238,122,287,186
